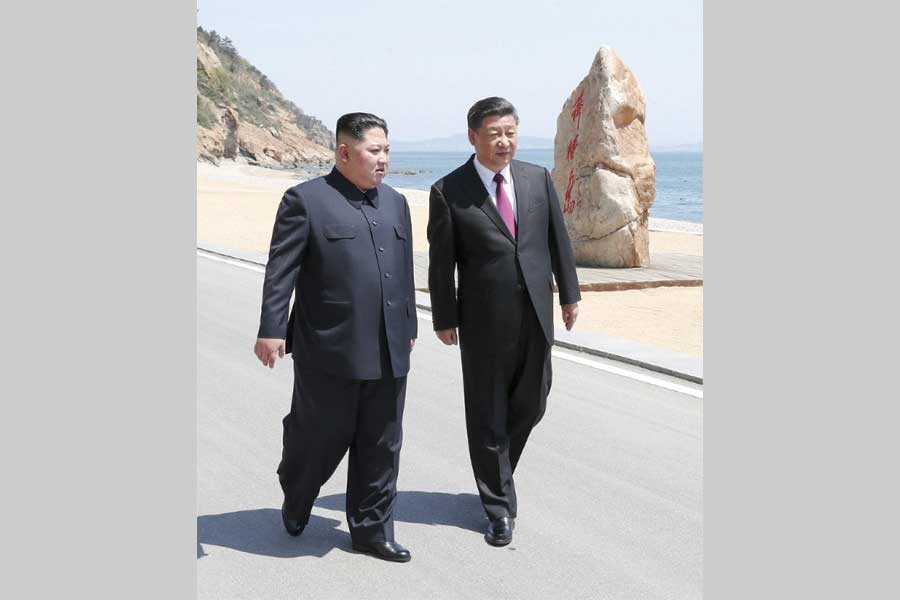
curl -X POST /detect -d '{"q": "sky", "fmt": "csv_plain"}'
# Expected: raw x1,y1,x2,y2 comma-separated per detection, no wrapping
197,0,702,148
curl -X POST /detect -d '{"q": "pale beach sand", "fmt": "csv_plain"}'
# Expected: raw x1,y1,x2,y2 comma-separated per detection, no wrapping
198,161,703,356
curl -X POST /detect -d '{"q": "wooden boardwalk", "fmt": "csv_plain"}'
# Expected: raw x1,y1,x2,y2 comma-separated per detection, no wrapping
412,251,702,293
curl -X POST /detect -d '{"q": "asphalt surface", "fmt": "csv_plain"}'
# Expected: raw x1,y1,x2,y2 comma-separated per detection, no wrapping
198,254,703,599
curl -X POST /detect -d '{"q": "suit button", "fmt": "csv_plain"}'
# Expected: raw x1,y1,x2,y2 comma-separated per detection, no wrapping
387,300,393,306
372,220,378,226
516,284,523,291
379,247,385,252
385,272,391,278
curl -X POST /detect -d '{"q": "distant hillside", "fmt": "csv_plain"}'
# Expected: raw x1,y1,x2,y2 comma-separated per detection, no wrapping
196,27,334,168
388,133,702,154
650,143,703,153
389,133,555,152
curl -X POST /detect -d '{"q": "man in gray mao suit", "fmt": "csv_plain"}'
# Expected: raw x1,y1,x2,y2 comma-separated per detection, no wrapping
254,112,417,562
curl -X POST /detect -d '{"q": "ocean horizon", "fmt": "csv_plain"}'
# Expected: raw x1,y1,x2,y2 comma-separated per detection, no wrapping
382,149,703,224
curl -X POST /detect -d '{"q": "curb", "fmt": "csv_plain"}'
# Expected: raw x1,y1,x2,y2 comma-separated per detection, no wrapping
198,243,703,385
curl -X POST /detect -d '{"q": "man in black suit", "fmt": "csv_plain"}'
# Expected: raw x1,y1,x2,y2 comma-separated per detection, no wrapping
427,97,581,547
254,112,417,562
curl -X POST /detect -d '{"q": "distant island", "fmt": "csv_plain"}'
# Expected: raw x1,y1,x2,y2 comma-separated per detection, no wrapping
651,143,703,153
389,133,701,153
388,133,554,152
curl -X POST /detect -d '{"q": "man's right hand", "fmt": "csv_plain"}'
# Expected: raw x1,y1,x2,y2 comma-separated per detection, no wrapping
254,338,285,368
435,328,458,346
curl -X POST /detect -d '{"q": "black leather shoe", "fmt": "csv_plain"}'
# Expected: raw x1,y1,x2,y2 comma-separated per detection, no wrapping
351,540,411,563
281,503,304,537
485,516,514,546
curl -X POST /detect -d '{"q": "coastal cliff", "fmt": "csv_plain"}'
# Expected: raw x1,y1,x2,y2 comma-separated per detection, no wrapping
196,27,333,168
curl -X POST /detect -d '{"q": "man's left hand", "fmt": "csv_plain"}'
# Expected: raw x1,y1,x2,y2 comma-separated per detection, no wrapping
410,338,416,351
561,303,579,331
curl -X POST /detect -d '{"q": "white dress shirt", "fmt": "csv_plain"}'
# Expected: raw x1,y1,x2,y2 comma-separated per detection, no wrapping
473,156,517,223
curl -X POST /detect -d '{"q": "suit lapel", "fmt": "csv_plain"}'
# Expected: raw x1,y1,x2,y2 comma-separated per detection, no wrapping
510,160,529,239
461,157,516,244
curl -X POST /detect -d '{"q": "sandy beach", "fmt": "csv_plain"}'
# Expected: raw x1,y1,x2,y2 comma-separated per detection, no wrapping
198,161,703,357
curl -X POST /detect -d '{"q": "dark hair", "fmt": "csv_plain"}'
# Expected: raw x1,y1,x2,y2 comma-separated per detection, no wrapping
335,112,388,143
466,97,519,130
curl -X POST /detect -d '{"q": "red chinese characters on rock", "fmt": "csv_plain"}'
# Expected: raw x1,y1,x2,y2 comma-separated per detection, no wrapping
562,88,585,215
566,135,579,161
571,90,584,129
564,168,576,214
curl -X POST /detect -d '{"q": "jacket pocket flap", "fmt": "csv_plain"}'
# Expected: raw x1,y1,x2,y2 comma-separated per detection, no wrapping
324,224,357,240
393,224,408,240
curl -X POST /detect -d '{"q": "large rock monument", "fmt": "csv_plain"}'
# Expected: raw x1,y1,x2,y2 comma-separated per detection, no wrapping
551,47,656,267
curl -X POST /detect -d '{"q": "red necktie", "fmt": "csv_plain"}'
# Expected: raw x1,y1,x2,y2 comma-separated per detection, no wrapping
493,172,516,239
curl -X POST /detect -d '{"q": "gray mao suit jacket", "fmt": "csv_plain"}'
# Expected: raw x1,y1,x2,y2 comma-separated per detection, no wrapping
258,168,417,380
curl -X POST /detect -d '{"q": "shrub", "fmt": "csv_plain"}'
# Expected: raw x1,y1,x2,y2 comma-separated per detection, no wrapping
197,96,215,129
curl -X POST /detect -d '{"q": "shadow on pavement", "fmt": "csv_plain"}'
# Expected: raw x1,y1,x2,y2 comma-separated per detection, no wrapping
315,490,485,533
197,508,344,559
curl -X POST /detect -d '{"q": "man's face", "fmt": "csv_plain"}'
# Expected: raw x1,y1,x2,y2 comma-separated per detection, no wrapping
337,127,389,190
468,113,518,172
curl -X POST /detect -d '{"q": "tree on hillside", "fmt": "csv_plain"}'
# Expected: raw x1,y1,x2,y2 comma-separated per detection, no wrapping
219,36,237,57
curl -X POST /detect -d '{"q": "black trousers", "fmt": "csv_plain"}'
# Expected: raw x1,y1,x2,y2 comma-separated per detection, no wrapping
277,359,406,544
459,294,551,522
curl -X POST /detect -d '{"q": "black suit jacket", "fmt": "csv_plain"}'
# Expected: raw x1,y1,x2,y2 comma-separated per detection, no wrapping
427,156,580,350
257,168,417,380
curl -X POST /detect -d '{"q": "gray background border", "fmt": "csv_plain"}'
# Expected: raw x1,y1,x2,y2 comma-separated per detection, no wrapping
705,2,898,598
3,3,197,598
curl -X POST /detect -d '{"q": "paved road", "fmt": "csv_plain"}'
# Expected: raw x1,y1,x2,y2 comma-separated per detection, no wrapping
198,253,702,599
